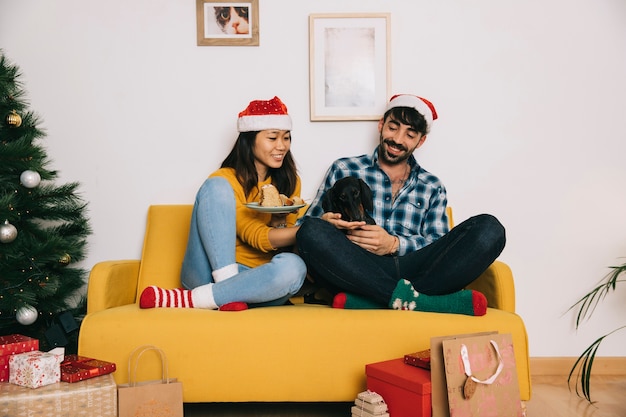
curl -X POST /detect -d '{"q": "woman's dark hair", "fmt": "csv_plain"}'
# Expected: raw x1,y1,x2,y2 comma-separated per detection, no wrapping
221,131,298,198
383,107,430,135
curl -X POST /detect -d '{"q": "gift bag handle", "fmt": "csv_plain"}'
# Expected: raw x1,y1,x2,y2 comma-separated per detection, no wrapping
460,339,504,385
127,344,172,386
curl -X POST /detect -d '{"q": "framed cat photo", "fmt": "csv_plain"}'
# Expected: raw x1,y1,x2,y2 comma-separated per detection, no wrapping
196,0,259,46
309,13,391,121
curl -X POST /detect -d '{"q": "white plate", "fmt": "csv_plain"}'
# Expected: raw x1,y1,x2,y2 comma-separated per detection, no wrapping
244,202,306,214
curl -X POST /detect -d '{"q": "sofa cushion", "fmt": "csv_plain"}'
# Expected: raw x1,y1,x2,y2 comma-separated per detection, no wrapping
79,303,531,402
135,205,193,302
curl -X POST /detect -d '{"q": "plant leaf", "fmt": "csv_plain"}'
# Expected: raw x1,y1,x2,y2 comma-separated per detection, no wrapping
567,261,626,329
567,326,626,403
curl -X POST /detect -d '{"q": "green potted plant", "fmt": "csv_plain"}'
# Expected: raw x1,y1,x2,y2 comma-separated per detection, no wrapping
567,259,626,402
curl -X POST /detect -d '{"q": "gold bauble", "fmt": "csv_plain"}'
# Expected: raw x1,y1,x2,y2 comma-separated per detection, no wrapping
59,253,72,265
6,110,22,128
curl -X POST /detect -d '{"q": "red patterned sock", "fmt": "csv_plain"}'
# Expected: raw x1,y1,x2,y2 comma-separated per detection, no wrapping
139,286,194,309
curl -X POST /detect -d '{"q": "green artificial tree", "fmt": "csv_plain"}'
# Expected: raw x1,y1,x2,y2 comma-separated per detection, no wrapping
0,52,90,353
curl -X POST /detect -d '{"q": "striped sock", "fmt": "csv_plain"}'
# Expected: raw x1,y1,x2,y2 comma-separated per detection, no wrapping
389,279,488,316
140,286,194,309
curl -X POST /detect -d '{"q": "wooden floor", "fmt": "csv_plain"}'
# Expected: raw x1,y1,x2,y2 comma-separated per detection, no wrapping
524,375,625,417
183,375,625,416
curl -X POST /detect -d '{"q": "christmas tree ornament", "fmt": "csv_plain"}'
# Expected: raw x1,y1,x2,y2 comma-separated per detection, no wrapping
16,305,38,325
6,110,22,127
59,253,72,265
20,170,41,188
0,220,18,243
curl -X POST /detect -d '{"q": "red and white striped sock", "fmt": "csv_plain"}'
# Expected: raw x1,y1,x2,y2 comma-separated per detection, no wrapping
140,286,194,309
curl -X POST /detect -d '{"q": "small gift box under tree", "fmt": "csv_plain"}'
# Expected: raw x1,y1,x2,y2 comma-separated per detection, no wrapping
9,348,64,388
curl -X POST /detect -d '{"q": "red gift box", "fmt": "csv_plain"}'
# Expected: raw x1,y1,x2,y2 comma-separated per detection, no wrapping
366,358,432,417
0,334,39,382
404,349,431,370
60,354,116,383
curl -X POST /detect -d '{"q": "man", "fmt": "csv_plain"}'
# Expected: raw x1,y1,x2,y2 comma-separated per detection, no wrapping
296,94,505,316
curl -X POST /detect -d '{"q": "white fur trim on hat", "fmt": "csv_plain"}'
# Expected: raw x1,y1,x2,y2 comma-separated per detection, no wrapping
385,94,438,132
237,114,292,132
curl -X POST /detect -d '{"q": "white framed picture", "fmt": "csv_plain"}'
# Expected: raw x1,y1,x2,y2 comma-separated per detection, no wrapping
309,13,391,121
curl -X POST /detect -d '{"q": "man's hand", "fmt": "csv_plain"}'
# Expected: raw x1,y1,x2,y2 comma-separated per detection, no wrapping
346,225,397,255
322,212,398,255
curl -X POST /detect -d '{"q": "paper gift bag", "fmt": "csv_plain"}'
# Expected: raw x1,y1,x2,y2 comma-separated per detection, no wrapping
442,333,523,417
117,345,183,417
430,331,496,417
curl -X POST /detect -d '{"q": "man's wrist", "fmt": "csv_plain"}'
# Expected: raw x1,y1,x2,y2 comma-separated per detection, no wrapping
390,236,400,256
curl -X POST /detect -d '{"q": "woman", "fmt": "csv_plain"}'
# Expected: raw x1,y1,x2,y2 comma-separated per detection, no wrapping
140,96,306,310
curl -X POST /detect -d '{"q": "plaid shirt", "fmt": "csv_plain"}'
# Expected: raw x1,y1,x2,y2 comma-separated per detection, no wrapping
301,148,449,255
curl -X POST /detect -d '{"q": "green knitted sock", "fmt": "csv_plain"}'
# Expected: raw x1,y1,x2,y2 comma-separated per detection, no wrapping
389,279,487,316
332,292,386,309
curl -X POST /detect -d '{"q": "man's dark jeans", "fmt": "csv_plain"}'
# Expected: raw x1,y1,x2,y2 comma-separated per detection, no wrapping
296,214,506,306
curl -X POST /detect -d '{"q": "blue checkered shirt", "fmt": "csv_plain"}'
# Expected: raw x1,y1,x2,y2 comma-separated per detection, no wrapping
301,148,449,255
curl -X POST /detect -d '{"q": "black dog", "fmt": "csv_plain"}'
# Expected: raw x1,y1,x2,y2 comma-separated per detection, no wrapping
322,176,376,224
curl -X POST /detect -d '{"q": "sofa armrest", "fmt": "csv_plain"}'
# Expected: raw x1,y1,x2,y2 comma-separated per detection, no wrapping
465,260,516,313
86,260,141,314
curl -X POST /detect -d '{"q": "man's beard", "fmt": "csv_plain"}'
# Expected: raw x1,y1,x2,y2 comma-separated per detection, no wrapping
379,137,412,165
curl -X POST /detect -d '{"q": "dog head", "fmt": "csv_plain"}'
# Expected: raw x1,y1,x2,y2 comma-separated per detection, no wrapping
322,176,376,224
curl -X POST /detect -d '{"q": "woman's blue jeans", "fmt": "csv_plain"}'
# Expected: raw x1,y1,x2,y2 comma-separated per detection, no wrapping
181,177,305,307
296,214,505,305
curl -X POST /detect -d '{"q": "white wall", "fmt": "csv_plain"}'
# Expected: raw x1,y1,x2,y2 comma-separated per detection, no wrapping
2,0,625,358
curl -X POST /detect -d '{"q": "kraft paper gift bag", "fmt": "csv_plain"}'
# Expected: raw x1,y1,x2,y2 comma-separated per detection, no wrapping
442,333,523,417
117,345,183,417
430,332,496,417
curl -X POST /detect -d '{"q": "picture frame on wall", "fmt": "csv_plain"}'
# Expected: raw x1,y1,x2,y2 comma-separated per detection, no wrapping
309,13,391,121
196,0,259,46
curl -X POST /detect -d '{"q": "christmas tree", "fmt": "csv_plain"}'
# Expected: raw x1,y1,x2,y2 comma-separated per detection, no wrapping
0,52,91,352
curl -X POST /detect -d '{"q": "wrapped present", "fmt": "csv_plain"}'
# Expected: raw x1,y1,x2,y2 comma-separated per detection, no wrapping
353,390,389,416
9,347,64,388
0,334,39,382
0,334,39,356
366,358,432,417
60,354,116,383
404,348,431,370
0,373,117,416
351,405,390,417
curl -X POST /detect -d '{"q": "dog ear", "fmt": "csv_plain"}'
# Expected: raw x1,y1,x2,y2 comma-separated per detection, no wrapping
358,179,374,212
321,187,334,212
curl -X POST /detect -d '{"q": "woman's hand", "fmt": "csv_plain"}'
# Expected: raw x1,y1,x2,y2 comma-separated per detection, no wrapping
268,214,299,248
269,213,288,228
321,212,366,230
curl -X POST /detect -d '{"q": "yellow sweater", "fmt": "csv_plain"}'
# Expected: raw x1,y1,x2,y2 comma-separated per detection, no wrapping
209,168,302,268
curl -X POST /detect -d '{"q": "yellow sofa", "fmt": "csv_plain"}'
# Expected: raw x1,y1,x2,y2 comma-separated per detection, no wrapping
78,205,531,403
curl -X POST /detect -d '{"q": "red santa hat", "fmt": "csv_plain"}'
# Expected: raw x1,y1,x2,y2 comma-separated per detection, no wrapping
237,96,292,132
385,94,438,132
